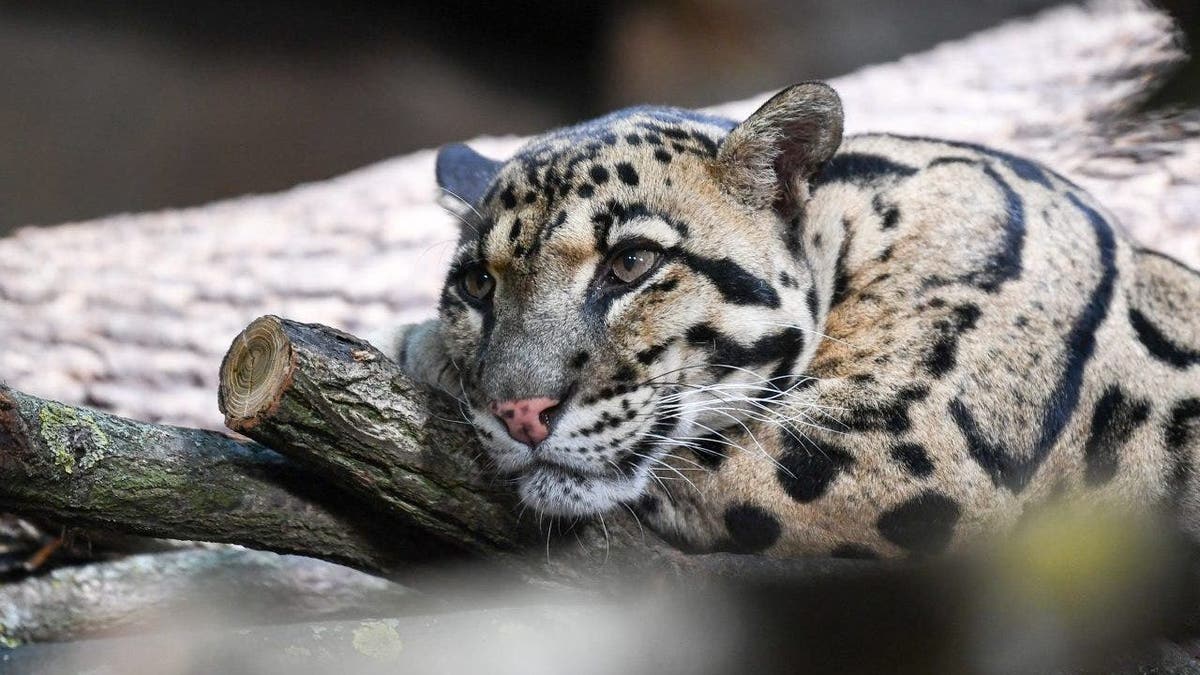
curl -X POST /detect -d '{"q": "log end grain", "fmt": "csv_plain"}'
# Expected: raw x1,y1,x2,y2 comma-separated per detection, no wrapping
218,315,297,432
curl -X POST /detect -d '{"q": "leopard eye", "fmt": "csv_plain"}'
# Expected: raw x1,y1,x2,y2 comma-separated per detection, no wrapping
610,249,659,284
461,266,495,300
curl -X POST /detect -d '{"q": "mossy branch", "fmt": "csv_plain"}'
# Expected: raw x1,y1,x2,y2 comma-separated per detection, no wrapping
0,383,419,574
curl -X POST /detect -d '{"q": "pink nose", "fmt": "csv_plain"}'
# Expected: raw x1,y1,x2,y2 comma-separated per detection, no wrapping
488,397,560,446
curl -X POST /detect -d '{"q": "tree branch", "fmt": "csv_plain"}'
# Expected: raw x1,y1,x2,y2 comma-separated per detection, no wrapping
217,316,520,556
215,316,679,582
0,384,423,574
0,316,679,586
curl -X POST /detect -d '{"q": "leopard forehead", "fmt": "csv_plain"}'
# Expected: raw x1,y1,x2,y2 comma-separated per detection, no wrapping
460,107,742,270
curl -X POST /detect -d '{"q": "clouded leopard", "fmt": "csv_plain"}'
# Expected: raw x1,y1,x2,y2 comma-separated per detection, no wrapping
376,82,1200,558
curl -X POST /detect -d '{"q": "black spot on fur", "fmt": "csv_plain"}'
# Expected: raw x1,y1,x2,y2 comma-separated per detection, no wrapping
686,324,805,376
616,162,640,186
691,432,730,470
890,443,934,478
499,185,517,209
784,214,805,258
1167,398,1200,449
950,397,1023,491
972,164,1026,293
590,165,609,184
958,193,1121,493
881,208,900,230
723,504,782,554
690,130,718,156
626,134,642,145
636,342,671,365
569,351,590,369
892,134,1063,189
645,277,679,294
653,149,672,163
830,544,879,560
1033,194,1117,464
679,253,781,308
812,152,918,187
923,303,982,377
872,194,901,230
591,212,614,248
877,491,960,555
928,156,977,169
577,184,594,198
1083,386,1151,485
523,190,538,204
1129,308,1200,369
776,433,854,502
842,386,929,434
633,493,659,515
831,222,853,306
806,287,819,320
1165,399,1200,507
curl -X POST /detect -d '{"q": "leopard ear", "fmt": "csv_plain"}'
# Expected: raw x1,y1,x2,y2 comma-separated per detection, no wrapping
714,82,843,211
436,143,503,216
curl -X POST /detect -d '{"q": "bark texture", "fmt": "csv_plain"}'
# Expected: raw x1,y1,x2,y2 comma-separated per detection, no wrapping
216,316,519,557
212,316,676,583
0,1,1193,431
0,384,415,573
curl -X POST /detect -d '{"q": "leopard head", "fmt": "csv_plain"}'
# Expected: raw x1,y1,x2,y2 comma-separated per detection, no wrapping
433,83,843,517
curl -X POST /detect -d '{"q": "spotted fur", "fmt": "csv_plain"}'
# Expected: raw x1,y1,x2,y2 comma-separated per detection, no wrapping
379,83,1200,558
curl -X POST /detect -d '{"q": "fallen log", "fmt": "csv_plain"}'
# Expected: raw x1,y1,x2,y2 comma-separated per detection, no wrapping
0,384,419,574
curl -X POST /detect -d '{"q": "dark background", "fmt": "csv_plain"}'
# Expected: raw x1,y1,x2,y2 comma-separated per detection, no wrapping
2,0,1196,234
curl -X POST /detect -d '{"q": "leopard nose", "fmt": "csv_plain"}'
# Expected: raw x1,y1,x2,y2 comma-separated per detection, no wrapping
488,397,561,447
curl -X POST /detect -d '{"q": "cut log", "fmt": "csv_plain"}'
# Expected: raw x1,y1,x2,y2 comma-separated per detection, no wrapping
216,316,519,557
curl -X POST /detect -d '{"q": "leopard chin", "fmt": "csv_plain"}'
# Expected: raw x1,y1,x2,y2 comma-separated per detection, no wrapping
516,462,653,518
